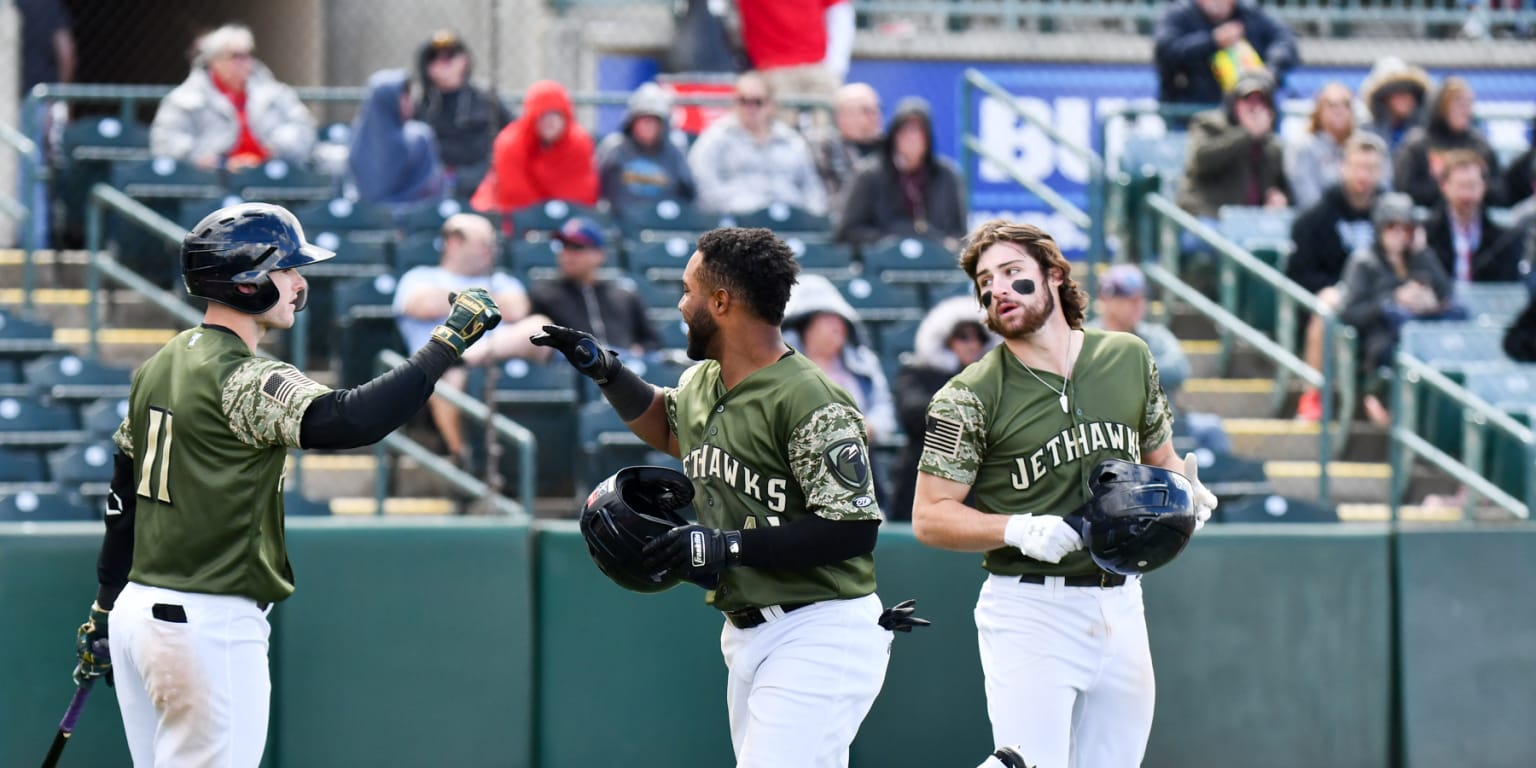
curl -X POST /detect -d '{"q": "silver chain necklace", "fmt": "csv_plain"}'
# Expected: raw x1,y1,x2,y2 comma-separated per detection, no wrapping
1015,332,1073,414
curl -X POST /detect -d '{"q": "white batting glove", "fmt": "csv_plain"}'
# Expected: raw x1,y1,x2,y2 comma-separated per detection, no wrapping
1183,452,1219,530
1003,514,1082,563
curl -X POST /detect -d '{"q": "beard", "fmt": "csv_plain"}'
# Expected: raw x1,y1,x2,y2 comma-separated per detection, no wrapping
986,285,1055,340
684,303,718,361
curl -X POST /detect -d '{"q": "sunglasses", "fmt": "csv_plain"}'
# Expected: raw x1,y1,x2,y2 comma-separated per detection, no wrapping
736,96,767,108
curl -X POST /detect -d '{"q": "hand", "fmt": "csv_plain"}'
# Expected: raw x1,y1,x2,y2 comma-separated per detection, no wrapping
877,598,931,633
1183,452,1219,530
641,524,742,580
1263,187,1289,209
530,324,622,385
1003,514,1083,563
430,288,502,357
1213,20,1245,48
73,603,112,687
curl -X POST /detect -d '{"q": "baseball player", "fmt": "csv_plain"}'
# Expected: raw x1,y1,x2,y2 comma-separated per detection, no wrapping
910,220,1218,768
70,202,501,767
534,227,901,768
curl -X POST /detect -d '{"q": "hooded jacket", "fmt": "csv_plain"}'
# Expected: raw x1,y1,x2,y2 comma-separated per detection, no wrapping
150,60,315,165
471,80,598,213
1359,56,1432,154
595,83,696,215
413,39,511,173
1286,183,1377,294
835,97,967,246
1153,0,1299,106
1393,82,1504,209
1336,239,1452,370
781,274,897,442
348,69,444,206
1177,78,1289,218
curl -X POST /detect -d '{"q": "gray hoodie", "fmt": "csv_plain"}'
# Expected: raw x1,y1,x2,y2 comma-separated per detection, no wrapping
781,274,897,440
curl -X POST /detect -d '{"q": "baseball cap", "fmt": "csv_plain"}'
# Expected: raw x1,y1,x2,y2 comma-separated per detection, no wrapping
1232,71,1276,101
1372,192,1418,230
1101,264,1146,298
428,29,466,55
554,217,606,250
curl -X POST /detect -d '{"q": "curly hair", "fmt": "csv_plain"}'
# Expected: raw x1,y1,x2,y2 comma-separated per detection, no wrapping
694,227,801,325
957,219,1087,329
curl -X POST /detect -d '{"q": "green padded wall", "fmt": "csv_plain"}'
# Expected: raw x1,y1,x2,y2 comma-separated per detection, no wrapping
1142,524,1393,768
274,518,535,768
533,520,734,766
1397,524,1536,768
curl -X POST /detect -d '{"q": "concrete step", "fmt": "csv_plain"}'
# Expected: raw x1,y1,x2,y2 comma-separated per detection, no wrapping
0,249,92,290
1177,378,1281,419
1263,460,1390,504
0,287,189,329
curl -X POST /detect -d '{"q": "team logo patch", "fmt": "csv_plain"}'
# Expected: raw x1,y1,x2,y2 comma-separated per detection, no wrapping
260,367,317,407
924,414,963,457
825,440,870,490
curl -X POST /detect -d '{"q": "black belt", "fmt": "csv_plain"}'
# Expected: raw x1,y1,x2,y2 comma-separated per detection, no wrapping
724,602,812,629
1019,572,1126,588
258,601,271,611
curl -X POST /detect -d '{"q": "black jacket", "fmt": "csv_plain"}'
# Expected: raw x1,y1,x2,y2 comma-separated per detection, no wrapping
835,97,967,246
528,278,661,353
1154,0,1299,106
1286,184,1377,294
1423,206,1524,284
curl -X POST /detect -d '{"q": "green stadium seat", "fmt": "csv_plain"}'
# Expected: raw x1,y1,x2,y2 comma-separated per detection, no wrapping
1457,282,1529,326
57,117,153,242
331,274,405,387
490,359,580,499
47,440,116,495
652,313,690,352
394,232,443,273
1120,132,1188,193
0,310,62,360
615,197,723,240
786,238,855,275
79,397,129,438
292,197,396,235
229,160,336,204
1216,493,1337,523
1217,206,1296,336
576,400,682,494
0,491,96,521
733,204,832,239
23,354,131,401
875,319,921,362
1400,322,1511,458
111,157,225,199
508,237,562,271
626,273,684,310
0,395,81,446
510,200,609,237
624,236,694,283
858,237,967,306
0,447,48,485
394,198,475,235
832,276,925,325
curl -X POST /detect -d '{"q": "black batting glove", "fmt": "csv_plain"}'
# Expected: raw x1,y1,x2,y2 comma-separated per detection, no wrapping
641,524,742,580
73,602,112,687
530,324,622,385
877,598,932,633
430,288,502,357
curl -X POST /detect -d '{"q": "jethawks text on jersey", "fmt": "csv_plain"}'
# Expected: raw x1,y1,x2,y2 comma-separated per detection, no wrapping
683,444,789,512
1011,421,1141,490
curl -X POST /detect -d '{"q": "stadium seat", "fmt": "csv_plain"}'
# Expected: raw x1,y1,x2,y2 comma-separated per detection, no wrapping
177,195,247,229
786,238,855,275
576,400,681,493
0,447,48,485
292,197,396,235
79,397,129,437
394,198,474,235
1466,365,1536,411
57,117,153,241
626,273,684,310
1216,206,1295,335
0,491,97,522
23,354,131,402
490,359,580,498
304,231,393,278
734,204,832,238
1120,132,1188,193
630,354,692,388
833,276,925,325
508,237,562,271
615,197,723,239
875,319,921,363
0,309,61,360
858,237,967,306
229,159,336,204
1457,282,1529,326
653,313,690,351
47,440,116,495
332,274,405,387
624,236,694,283
1399,321,1511,458
394,232,443,273
1216,493,1337,523
510,200,610,237
111,157,224,200
0,395,81,446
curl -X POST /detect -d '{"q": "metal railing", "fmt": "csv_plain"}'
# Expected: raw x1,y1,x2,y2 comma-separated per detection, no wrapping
1142,192,1357,506
1389,353,1533,520
0,119,40,308
375,349,536,518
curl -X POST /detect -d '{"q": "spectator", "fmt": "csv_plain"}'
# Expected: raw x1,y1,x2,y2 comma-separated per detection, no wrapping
781,274,897,446
1424,149,1523,285
1285,82,1358,211
1088,264,1191,398
688,71,827,216
527,217,661,356
890,295,994,522
835,96,967,247
1177,71,1289,219
1394,77,1504,209
348,69,443,207
413,29,512,200
150,23,315,171
1154,0,1299,112
471,79,598,215
812,82,884,205
17,0,75,93
1335,192,1457,426
1501,115,1535,211
1359,55,1431,159
1287,132,1389,297
393,214,550,459
1504,287,1536,363
596,83,695,221
736,0,843,128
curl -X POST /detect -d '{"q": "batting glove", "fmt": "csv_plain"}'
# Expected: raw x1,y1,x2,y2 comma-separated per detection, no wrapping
73,602,112,688
641,524,742,580
1182,452,1219,530
1003,514,1082,564
530,324,622,385
877,598,932,633
430,289,503,357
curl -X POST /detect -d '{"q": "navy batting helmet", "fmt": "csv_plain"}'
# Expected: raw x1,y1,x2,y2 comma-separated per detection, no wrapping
579,466,695,593
182,202,335,314
1079,458,1197,576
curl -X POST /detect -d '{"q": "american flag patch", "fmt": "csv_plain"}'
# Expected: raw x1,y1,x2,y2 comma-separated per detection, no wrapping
261,368,314,407
923,414,963,457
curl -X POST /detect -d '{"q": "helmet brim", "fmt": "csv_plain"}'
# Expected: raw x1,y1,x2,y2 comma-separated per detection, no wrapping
273,241,336,270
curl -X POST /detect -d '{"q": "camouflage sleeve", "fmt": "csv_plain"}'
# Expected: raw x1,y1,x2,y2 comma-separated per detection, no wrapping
1140,349,1174,455
222,359,331,448
917,383,987,487
112,413,133,457
788,402,881,521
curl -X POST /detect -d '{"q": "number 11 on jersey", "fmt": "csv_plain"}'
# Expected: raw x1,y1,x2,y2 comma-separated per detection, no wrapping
136,407,174,504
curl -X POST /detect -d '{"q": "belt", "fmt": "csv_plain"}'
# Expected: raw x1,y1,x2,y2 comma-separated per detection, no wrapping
1019,572,1126,588
723,602,812,629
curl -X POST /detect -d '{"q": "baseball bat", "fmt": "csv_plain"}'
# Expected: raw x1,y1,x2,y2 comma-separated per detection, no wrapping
40,679,94,768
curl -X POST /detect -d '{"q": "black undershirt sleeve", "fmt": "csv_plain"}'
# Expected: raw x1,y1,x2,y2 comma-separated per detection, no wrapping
736,515,880,571
299,341,457,450
95,450,137,609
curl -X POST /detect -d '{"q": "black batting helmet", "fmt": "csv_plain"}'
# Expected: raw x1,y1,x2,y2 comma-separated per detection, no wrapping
579,466,695,593
182,202,335,314
1079,458,1197,576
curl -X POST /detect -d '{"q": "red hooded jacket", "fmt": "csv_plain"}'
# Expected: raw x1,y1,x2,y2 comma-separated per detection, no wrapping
471,80,598,213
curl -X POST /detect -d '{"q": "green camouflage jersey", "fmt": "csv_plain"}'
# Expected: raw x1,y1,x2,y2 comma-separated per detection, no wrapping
112,326,329,603
918,328,1172,577
665,350,881,612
